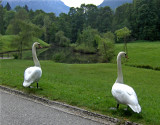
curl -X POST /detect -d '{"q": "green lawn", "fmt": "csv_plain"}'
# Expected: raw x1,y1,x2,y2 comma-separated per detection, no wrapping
114,41,160,69
0,59,160,125
0,35,49,53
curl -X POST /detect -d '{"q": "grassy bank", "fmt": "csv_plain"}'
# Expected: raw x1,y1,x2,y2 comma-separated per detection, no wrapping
114,41,160,69
0,35,49,53
0,59,160,124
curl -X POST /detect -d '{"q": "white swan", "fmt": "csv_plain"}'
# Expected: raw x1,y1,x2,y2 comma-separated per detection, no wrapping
111,52,141,113
23,42,42,88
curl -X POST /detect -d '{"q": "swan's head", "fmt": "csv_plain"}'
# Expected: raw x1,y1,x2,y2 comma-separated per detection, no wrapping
117,51,128,58
33,42,42,48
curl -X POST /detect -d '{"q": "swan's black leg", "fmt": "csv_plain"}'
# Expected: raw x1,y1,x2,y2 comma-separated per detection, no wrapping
117,104,119,109
127,106,129,110
37,82,38,88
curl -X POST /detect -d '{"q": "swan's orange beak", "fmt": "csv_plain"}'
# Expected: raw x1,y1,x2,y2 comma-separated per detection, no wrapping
38,44,42,49
125,54,128,59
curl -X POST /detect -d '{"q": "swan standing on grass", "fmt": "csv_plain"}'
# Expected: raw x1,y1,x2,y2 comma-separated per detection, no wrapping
23,42,42,88
111,52,141,113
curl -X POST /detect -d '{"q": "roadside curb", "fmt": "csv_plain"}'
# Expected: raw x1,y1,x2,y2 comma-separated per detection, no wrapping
0,85,139,125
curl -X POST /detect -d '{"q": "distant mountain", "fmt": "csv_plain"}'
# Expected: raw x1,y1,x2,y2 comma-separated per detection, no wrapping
99,0,133,10
1,0,133,16
1,0,70,16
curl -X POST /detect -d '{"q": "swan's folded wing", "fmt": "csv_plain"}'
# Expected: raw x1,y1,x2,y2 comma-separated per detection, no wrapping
124,85,139,105
24,67,41,82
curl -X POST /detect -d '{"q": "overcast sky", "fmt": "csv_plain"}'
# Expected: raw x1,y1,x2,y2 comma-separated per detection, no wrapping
60,0,104,8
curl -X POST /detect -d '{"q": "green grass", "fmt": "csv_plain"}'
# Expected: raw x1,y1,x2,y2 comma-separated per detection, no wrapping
0,59,160,125
114,40,160,69
0,35,49,53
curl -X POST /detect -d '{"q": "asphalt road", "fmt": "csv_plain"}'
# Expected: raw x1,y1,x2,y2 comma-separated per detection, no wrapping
0,90,105,125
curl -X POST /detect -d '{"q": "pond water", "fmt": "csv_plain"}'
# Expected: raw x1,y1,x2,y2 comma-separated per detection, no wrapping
37,46,98,63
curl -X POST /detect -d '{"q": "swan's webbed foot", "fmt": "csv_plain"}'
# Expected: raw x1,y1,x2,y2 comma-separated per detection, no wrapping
124,106,129,111
29,86,34,88
109,107,117,110
109,104,119,110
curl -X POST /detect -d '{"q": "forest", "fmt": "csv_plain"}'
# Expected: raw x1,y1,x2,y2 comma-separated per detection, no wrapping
0,0,160,62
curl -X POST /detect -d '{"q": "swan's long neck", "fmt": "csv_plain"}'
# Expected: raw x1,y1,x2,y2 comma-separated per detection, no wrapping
32,44,40,67
116,54,123,83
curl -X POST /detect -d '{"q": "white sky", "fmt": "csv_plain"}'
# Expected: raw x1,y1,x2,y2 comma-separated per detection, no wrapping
61,0,104,8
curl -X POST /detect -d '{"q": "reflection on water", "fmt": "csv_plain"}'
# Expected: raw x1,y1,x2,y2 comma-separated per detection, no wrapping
38,46,98,63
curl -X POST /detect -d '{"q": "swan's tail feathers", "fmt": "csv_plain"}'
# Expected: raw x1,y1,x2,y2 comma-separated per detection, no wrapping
128,104,141,113
23,81,31,87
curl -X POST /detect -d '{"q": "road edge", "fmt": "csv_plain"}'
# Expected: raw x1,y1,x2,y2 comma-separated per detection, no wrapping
0,85,140,125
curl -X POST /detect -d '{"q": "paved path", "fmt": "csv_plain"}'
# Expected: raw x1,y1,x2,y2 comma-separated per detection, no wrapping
0,90,105,125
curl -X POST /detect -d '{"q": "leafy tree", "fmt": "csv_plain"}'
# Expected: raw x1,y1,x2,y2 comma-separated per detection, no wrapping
112,3,132,31
32,13,45,27
0,34,3,51
4,10,15,32
77,27,98,48
54,31,70,47
96,6,113,32
11,21,43,59
97,37,114,62
28,9,34,20
43,15,52,43
48,23,57,44
6,9,28,35
132,0,158,40
81,4,98,28
102,31,115,43
57,13,71,39
14,6,23,12
5,2,11,11
69,7,85,43
115,27,131,54
0,4,4,35
23,5,29,12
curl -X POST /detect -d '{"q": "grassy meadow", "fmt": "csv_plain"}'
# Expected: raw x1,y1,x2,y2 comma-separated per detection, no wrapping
0,41,160,124
0,35,49,53
114,41,160,68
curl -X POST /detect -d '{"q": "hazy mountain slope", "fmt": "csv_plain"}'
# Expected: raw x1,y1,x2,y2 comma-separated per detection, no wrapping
99,0,132,10
2,0,132,15
2,0,69,15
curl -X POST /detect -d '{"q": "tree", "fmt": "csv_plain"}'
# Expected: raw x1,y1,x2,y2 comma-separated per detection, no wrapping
131,0,158,40
43,15,52,43
24,5,29,12
102,31,115,43
76,26,99,53
97,37,114,62
0,4,4,35
6,9,28,35
11,21,43,59
77,27,98,48
68,7,85,43
57,13,71,39
5,2,11,11
96,6,113,32
81,4,98,28
4,10,15,32
115,27,131,54
112,3,132,31
54,31,70,47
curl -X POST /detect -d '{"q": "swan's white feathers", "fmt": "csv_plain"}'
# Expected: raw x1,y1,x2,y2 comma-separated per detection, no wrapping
111,51,141,113
23,66,42,87
23,42,42,88
112,83,141,113
112,83,138,104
